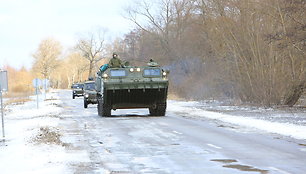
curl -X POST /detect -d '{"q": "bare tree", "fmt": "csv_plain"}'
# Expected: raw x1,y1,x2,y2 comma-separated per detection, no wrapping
125,0,196,63
193,0,305,106
125,0,175,60
272,0,305,106
65,52,88,86
75,29,107,78
32,38,62,79
97,0,305,106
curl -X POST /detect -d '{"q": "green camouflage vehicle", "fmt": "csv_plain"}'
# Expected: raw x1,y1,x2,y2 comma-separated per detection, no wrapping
83,81,97,108
96,65,169,117
71,83,84,99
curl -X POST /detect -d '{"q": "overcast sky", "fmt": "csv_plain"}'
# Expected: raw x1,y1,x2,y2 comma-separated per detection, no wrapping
0,0,134,69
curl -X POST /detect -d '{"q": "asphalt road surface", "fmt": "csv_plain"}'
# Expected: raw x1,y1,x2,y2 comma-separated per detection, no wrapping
59,90,306,174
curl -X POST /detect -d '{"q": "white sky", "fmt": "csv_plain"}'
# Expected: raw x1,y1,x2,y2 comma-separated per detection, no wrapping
0,0,135,69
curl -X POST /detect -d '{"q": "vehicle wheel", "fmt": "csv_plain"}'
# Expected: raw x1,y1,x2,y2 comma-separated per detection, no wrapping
156,103,166,116
84,99,88,108
149,107,157,116
102,104,111,117
157,106,166,116
97,98,103,116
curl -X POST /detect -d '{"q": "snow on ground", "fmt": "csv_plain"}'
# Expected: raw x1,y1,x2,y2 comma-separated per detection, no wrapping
0,90,88,174
168,100,306,140
1,90,305,173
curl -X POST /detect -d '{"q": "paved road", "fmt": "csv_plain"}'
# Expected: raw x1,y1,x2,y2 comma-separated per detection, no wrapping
58,90,306,174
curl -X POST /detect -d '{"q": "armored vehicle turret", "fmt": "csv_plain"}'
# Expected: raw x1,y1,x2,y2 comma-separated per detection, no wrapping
96,64,169,117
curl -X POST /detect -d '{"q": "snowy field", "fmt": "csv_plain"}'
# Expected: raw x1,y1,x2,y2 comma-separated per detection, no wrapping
168,100,306,140
0,90,305,173
0,91,87,174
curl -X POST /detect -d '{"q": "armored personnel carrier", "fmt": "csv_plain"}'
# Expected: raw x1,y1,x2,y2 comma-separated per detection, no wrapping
96,64,169,117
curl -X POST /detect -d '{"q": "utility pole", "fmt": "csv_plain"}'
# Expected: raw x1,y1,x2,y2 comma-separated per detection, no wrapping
1,86,4,138
32,78,41,109
0,70,8,139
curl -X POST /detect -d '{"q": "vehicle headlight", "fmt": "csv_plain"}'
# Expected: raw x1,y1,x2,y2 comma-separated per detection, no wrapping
162,72,167,76
102,73,108,78
129,68,134,72
136,68,141,72
85,94,89,98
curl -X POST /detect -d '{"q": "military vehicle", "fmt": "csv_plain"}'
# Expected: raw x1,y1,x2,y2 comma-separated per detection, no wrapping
83,81,97,108
96,64,169,117
71,83,84,99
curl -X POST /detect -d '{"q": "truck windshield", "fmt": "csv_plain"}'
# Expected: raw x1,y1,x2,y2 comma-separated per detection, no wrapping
72,84,84,88
85,83,95,90
143,68,161,76
110,70,126,77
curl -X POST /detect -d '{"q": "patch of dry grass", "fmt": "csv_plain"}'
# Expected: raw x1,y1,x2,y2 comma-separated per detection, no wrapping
44,98,58,101
2,92,32,107
4,92,31,98
168,93,184,100
5,98,32,106
31,127,64,146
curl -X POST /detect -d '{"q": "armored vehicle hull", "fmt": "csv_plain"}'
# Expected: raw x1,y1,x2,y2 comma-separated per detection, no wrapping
96,67,168,116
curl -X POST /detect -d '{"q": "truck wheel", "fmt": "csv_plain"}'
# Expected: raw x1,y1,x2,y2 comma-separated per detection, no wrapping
149,108,157,116
150,103,166,116
156,103,166,116
102,104,111,117
84,99,88,108
97,102,102,116
157,105,166,116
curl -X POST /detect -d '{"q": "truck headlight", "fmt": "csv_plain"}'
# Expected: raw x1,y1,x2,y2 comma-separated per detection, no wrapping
103,73,108,78
162,72,167,76
130,68,134,72
85,94,89,98
136,68,141,72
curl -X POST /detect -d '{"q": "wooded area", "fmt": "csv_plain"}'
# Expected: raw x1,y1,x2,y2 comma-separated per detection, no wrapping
120,0,305,106
4,0,305,106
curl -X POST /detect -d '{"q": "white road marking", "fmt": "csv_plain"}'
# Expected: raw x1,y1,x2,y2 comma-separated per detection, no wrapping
173,131,183,135
300,148,306,152
269,167,291,174
207,143,222,149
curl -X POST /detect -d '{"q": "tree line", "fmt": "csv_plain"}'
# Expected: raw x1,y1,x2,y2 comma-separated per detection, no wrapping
5,0,305,107
119,0,305,106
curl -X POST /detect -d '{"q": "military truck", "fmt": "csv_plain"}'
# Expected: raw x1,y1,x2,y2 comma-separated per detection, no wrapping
83,81,97,108
71,83,84,99
96,65,169,116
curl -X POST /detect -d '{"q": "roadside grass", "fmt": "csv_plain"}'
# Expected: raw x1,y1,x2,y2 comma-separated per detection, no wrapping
4,98,32,106
2,92,32,110
30,126,68,147
4,91,32,98
33,127,61,145
168,93,184,100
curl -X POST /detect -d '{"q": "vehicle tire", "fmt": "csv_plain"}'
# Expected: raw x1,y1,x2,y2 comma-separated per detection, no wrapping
157,106,166,116
97,97,103,116
84,99,88,108
150,103,166,116
149,107,156,116
102,103,111,117
156,103,166,116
